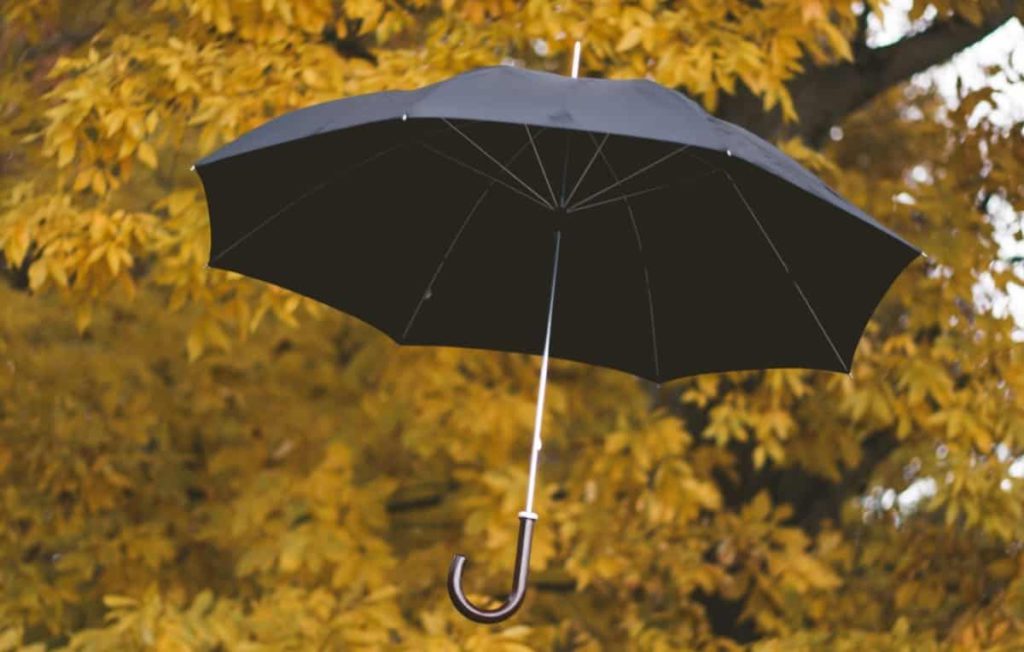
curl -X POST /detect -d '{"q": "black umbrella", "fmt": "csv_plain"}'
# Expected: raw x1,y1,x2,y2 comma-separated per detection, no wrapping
193,43,921,623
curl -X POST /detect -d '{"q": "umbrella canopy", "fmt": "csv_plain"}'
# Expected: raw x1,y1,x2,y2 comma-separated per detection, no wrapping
194,59,921,624
196,64,920,382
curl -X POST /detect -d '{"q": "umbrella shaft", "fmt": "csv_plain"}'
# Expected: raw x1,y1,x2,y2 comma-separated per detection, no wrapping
525,231,561,515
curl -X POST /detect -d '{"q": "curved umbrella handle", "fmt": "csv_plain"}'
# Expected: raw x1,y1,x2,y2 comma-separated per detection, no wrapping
447,513,536,624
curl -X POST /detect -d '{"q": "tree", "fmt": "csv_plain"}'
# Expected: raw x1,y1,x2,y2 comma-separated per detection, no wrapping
1,0,1023,648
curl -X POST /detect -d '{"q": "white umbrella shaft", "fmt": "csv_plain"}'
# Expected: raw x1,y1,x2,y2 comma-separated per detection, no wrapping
523,231,560,516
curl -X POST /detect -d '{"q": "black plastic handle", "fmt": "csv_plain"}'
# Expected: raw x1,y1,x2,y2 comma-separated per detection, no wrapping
447,514,536,624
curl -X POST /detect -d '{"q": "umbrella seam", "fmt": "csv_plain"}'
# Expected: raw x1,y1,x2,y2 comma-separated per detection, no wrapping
725,172,849,373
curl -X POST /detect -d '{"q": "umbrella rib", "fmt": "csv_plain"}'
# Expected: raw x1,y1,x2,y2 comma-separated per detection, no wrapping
585,132,661,380
563,132,609,208
566,169,721,214
559,131,571,206
418,142,551,210
442,119,554,210
209,142,405,264
625,200,661,381
525,124,558,207
402,182,494,341
726,173,849,372
403,133,546,340
566,185,669,214
566,145,690,212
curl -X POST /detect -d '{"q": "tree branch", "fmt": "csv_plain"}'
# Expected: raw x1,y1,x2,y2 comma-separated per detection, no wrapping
716,1,1022,143
322,24,378,65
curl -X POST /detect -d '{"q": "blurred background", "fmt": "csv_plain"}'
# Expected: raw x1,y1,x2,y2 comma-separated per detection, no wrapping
1,0,1024,649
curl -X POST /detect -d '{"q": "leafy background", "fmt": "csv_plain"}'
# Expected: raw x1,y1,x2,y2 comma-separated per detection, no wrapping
1,0,1024,649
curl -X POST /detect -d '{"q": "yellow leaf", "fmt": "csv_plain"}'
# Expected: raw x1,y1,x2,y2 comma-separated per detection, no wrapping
821,23,853,61
753,445,766,469
126,114,145,140
187,330,204,361
106,246,122,275
49,260,68,288
118,138,137,160
3,224,30,264
684,478,722,509
616,28,643,53
76,304,93,333
215,5,233,33
102,595,138,608
0,627,23,651
73,169,93,191
137,141,158,169
301,69,323,89
57,139,75,167
86,243,108,266
104,109,126,136
279,536,305,573
91,170,108,195
27,260,47,291
801,0,826,22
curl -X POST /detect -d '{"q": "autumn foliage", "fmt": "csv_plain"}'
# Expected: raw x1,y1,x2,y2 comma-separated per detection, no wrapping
2,0,1024,649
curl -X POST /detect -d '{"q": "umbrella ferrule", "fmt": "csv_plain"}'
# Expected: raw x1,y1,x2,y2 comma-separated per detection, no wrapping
518,511,539,520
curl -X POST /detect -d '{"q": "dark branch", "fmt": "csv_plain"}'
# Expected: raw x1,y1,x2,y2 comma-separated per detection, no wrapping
717,1,1021,143
322,24,378,64
853,4,871,49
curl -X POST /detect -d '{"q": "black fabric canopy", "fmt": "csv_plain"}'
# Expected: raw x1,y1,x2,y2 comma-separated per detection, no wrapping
196,65,921,383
